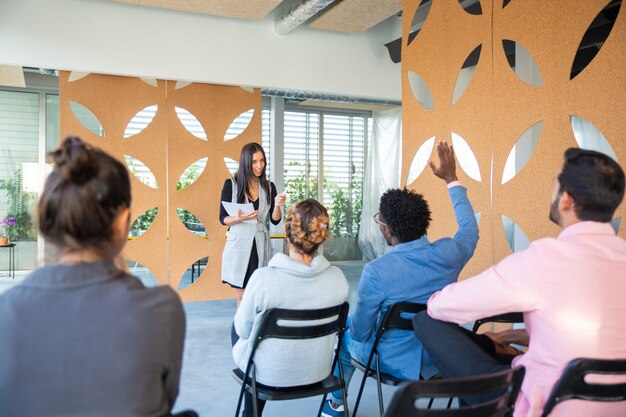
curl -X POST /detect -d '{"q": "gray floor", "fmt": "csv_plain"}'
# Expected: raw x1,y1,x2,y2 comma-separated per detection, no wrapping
0,262,408,417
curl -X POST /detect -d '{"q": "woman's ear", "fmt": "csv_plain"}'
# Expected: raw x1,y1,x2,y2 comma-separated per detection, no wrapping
113,207,131,244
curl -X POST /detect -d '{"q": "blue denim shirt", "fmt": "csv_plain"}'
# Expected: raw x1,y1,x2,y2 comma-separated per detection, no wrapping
349,185,478,379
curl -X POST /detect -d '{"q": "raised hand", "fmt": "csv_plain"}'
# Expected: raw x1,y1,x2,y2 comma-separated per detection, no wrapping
429,141,458,184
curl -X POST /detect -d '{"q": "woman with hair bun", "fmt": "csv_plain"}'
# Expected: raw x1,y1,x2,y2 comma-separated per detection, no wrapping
0,136,187,417
232,199,350,417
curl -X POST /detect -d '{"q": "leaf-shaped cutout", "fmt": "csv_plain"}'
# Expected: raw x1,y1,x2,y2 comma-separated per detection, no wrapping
452,44,482,105
458,0,482,15
571,1,621,79
126,259,158,287
451,132,482,182
408,71,435,109
175,80,192,90
176,208,207,237
406,137,435,185
475,211,482,225
501,120,543,184
139,77,158,87
175,106,207,140
124,155,159,189
225,109,254,141
224,157,239,175
179,256,208,290
611,217,622,234
69,101,104,137
502,215,530,252
124,104,158,138
407,0,433,46
570,115,618,161
68,72,90,82
503,0,512,8
177,157,207,190
129,207,158,238
502,40,544,87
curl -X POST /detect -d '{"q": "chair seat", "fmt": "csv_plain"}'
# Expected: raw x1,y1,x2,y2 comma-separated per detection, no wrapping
232,368,345,401
351,358,405,386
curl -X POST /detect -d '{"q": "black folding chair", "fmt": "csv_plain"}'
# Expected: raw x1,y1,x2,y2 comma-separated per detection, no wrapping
472,313,524,333
232,302,350,417
351,301,427,417
540,358,626,417
383,366,526,417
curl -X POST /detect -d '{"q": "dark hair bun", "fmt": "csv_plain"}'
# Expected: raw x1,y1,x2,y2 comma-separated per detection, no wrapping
51,136,98,185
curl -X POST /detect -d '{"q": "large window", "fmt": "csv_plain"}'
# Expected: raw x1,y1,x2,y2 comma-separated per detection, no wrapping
0,90,55,270
281,108,370,261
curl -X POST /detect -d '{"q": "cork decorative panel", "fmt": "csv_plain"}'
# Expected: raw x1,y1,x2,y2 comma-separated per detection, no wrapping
402,0,626,278
60,72,261,301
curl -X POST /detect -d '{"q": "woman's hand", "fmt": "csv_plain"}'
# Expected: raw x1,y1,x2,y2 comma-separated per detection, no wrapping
275,192,286,208
237,209,257,222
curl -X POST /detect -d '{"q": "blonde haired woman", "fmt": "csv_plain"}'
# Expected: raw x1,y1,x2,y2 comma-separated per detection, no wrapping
232,199,349,417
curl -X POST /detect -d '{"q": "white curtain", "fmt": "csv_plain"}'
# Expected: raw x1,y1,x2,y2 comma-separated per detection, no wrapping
358,107,402,261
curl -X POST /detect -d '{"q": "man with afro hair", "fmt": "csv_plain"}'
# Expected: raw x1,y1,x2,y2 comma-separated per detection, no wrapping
323,141,479,417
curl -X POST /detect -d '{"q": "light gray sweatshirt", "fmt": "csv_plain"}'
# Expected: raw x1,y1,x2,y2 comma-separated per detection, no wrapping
233,253,349,387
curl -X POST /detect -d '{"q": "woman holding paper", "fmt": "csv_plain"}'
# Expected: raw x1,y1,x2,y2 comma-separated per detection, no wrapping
220,142,286,305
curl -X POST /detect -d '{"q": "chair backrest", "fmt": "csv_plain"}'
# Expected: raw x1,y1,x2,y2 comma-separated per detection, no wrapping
380,301,427,333
383,366,526,417
540,357,626,417
472,312,524,333
248,302,350,362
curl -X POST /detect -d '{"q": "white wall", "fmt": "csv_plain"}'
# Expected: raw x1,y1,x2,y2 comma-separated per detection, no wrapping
0,0,402,101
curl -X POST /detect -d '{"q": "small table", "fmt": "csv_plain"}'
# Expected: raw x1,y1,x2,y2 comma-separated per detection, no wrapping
0,243,16,279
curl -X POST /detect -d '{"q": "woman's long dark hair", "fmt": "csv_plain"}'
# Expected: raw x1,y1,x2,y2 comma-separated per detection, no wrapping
235,142,270,204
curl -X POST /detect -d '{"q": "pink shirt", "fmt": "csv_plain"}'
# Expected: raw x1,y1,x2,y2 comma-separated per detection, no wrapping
427,221,626,417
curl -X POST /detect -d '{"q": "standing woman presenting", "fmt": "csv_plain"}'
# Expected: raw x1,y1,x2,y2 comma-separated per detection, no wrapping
220,143,285,306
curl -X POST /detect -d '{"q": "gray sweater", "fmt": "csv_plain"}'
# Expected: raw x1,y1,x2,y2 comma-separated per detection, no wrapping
233,253,349,387
0,260,185,417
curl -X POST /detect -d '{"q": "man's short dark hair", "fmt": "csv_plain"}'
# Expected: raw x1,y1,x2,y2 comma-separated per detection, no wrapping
558,148,625,222
379,188,431,243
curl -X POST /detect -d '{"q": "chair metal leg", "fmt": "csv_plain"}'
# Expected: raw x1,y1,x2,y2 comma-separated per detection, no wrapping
235,380,245,417
251,368,259,417
375,356,384,417
352,363,370,417
337,349,351,417
317,393,328,417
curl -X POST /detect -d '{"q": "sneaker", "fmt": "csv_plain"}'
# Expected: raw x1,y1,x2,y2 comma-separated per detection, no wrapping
321,399,345,417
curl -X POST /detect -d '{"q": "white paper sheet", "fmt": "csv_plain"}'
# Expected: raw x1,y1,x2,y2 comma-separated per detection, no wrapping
221,201,257,224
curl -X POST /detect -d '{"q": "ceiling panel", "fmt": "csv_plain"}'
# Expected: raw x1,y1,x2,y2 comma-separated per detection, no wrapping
112,0,283,20
308,0,402,33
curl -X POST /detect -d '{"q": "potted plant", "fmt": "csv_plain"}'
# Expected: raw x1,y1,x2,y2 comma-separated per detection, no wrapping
0,216,17,245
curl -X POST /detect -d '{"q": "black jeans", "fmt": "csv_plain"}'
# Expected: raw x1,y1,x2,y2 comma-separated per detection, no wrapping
232,323,266,417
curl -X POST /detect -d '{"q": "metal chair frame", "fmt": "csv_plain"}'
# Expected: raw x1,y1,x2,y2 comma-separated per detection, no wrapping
232,302,350,417
383,366,526,417
540,357,626,417
351,301,427,417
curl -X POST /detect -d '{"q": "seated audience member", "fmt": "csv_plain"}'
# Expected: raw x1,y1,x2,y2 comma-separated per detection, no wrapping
322,141,479,417
414,148,626,417
0,136,186,417
232,199,350,417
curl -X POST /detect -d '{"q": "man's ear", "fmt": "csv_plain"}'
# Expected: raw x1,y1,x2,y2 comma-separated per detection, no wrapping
560,191,575,211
